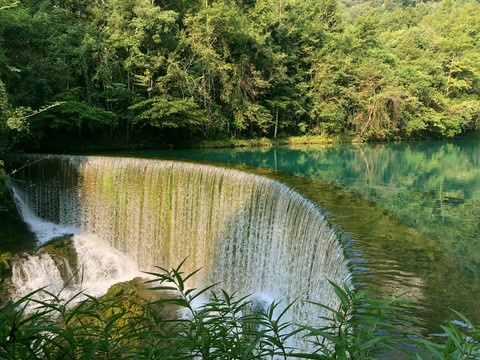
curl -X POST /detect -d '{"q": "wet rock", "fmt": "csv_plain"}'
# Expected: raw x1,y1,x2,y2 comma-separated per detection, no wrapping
38,235,79,283
0,252,12,279
0,252,13,300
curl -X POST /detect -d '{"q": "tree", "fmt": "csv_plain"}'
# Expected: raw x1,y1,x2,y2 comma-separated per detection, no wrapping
129,95,206,132
0,80,30,151
28,101,116,143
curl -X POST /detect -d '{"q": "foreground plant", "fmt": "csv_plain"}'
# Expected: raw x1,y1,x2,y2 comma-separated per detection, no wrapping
0,262,479,359
415,310,480,360
142,259,301,359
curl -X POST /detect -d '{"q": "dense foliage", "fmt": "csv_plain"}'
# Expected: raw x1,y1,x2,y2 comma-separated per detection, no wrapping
1,0,480,151
1,262,479,359
2,2,480,355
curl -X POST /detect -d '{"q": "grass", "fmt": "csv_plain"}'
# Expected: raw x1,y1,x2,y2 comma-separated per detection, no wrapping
1,261,479,359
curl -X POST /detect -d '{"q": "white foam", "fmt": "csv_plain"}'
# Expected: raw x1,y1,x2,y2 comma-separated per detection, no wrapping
12,253,66,300
72,233,142,298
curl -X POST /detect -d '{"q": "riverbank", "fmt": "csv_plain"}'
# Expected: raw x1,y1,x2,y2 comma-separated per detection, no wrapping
8,129,480,154
192,134,344,148
188,132,480,149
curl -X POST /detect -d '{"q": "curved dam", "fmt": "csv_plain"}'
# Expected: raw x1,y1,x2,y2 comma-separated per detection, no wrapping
8,155,351,329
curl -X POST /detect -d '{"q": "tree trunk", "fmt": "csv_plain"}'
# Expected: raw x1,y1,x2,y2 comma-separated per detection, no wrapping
274,108,279,138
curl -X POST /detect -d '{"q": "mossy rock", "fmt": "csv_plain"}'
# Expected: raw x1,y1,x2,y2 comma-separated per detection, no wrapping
102,277,182,321
105,280,138,298
74,276,182,319
39,235,79,281
65,277,183,348
101,278,149,324
0,252,13,299
0,252,12,278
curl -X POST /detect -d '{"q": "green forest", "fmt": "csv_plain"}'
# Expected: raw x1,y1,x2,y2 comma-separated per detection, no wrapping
3,2,480,358
1,0,480,153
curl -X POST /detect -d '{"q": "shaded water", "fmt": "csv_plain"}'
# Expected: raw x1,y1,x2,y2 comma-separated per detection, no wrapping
7,155,350,344
113,139,480,335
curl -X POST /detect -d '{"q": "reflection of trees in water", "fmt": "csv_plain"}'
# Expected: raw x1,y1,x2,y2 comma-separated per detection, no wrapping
296,140,480,279
267,169,480,336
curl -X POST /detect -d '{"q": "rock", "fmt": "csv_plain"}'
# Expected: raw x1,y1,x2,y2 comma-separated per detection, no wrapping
0,252,12,279
102,277,182,321
64,276,184,347
0,252,14,301
37,235,79,283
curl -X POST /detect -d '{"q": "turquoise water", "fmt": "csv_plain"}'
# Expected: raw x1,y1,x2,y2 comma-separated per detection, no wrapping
112,139,480,335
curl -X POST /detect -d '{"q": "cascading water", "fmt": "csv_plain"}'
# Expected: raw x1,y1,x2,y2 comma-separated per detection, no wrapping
10,233,142,303
12,252,69,300
8,154,351,346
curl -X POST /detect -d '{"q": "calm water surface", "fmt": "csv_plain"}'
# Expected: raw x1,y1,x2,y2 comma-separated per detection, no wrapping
116,139,480,335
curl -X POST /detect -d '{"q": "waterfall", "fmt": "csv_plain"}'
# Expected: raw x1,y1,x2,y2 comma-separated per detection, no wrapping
12,253,68,300
11,234,142,303
9,154,351,333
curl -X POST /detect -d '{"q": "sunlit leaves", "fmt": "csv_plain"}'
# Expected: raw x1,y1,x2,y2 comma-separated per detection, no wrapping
3,0,480,142
129,95,206,129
